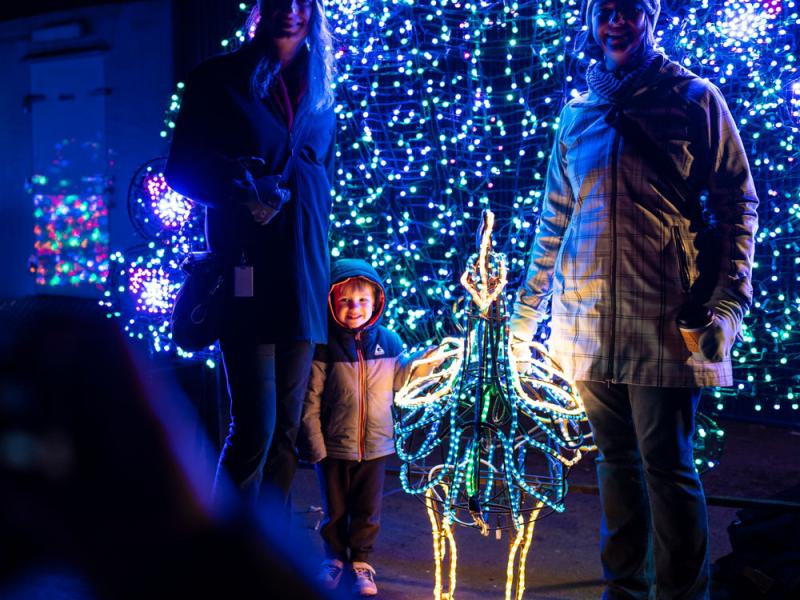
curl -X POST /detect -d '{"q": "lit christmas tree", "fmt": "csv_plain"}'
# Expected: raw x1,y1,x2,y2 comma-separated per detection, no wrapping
103,0,800,424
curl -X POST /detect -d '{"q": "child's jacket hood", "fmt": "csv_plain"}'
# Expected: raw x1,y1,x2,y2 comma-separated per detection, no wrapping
329,259,386,332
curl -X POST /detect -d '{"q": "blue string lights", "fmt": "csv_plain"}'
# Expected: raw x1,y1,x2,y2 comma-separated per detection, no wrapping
104,0,799,425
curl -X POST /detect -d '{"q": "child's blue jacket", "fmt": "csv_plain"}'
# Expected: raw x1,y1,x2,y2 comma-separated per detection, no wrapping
300,259,418,463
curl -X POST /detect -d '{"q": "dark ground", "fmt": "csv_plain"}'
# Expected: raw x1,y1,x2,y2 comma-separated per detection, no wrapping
289,419,800,600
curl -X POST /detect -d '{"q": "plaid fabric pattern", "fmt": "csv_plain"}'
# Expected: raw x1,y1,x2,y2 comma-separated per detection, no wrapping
514,59,759,387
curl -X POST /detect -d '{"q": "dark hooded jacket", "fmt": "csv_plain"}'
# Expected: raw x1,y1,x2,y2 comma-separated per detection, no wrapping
164,44,335,344
300,259,417,463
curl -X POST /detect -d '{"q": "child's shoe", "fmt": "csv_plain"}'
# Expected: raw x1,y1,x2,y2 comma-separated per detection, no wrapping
318,558,344,590
351,561,378,596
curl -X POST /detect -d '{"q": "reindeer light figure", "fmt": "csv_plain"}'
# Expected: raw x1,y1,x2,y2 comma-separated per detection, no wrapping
394,210,595,600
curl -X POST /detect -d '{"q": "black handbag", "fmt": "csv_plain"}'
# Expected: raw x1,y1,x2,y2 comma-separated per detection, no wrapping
171,252,228,351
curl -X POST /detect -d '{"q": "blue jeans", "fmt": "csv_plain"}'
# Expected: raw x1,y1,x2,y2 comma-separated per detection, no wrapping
215,340,315,510
576,382,709,600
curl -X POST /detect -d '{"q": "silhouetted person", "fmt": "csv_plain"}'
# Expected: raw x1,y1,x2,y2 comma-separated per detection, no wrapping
0,298,333,599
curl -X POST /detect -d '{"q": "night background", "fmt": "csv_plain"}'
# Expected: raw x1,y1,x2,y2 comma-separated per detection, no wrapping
0,1,798,598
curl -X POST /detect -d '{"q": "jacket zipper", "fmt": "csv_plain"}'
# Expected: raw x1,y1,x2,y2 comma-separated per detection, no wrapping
673,226,691,293
607,108,622,384
355,331,367,461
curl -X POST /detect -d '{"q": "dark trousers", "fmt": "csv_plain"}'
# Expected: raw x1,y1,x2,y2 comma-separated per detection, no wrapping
576,381,709,600
215,340,315,510
316,456,387,563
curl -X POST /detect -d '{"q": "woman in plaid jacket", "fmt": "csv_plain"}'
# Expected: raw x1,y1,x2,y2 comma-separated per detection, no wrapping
510,1,758,599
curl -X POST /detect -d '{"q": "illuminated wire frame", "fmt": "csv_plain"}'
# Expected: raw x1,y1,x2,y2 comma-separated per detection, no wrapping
113,157,217,362
394,209,595,599
127,262,177,315
127,157,199,239
102,246,218,363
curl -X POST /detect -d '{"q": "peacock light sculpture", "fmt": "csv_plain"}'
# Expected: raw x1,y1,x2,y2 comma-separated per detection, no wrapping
394,209,595,600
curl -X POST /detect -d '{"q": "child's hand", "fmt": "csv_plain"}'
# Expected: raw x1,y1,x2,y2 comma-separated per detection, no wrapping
413,347,441,378
422,347,438,359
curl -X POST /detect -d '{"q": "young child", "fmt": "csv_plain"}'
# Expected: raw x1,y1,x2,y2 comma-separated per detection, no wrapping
300,258,423,597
